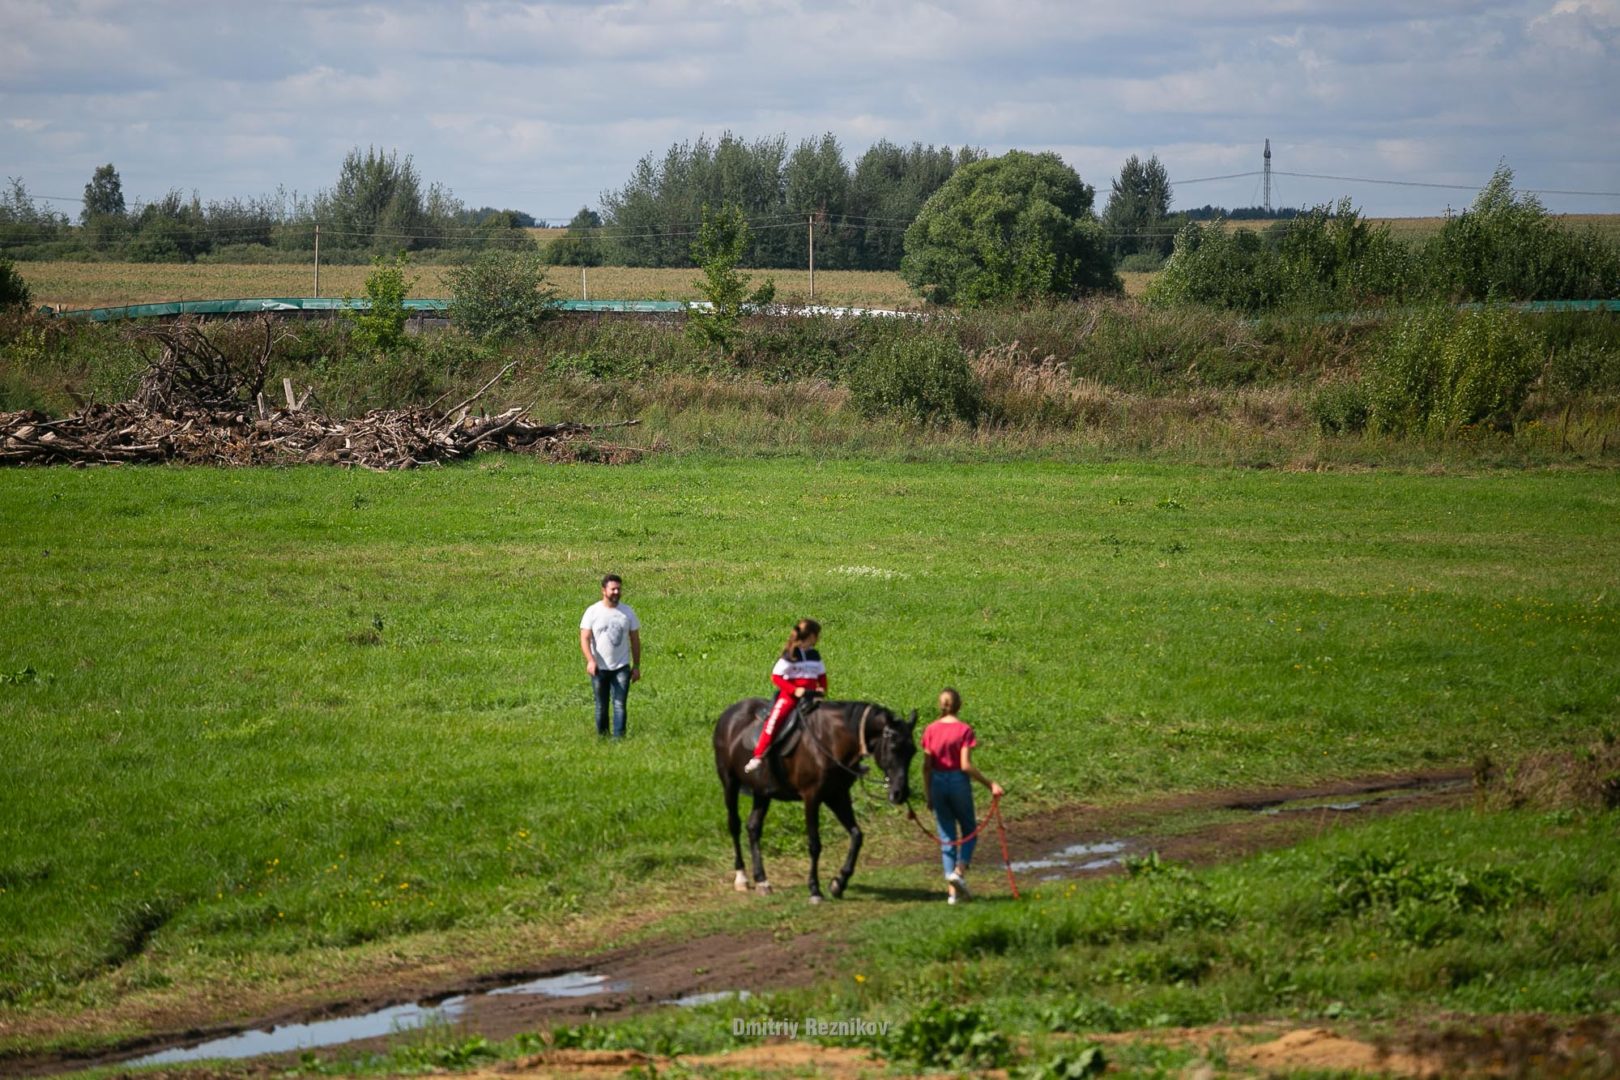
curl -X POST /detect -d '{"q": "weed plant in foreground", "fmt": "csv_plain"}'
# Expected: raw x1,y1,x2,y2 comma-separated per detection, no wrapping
0,457,1617,1051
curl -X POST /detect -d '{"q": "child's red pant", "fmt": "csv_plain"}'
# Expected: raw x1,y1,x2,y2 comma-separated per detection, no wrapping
751,692,797,759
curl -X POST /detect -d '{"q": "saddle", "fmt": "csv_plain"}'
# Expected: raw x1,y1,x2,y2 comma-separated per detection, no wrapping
743,697,814,761
740,697,819,794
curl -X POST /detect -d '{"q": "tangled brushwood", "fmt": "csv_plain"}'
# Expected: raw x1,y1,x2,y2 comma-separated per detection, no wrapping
0,317,639,469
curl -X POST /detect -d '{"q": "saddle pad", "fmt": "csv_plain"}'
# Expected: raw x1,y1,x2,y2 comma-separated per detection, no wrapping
744,704,806,758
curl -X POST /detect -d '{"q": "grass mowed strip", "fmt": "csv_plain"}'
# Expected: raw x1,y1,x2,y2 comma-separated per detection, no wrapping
1,457,1616,1042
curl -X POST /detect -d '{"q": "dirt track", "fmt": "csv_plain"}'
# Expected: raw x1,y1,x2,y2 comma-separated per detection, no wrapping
8,769,1477,1077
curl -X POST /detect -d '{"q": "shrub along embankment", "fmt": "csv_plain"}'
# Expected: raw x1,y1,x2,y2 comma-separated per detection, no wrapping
2,299,1617,467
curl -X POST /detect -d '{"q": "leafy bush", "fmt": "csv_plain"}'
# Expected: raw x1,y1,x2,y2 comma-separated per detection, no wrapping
0,257,31,311
1019,1045,1107,1079
1420,165,1620,302
1365,303,1542,436
1309,379,1372,435
1149,202,1411,313
346,253,416,355
883,1000,1012,1069
1146,221,1283,313
1325,850,1538,945
1537,311,1620,396
1273,198,1413,306
846,331,980,424
446,248,558,342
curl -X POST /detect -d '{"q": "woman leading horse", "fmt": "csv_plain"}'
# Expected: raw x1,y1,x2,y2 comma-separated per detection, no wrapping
714,697,916,902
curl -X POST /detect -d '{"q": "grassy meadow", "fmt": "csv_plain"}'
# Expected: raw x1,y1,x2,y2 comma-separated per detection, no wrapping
2,456,1618,1059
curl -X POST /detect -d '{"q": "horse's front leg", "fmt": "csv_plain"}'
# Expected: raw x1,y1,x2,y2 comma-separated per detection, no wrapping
746,794,773,894
724,778,748,892
804,798,824,903
824,788,862,899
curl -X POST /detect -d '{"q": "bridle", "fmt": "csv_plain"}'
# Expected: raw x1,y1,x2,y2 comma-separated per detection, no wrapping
802,701,880,781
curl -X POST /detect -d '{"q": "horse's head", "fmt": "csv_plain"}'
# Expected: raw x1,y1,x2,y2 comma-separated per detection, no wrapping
872,708,918,805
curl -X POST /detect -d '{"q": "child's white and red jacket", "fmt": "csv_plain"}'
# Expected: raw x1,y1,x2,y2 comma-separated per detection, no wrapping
770,647,827,697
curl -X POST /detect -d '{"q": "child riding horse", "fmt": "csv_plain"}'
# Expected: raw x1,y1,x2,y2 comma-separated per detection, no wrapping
745,618,826,774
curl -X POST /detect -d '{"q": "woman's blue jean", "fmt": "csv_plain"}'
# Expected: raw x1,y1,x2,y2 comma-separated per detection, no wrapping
591,665,631,737
930,770,977,878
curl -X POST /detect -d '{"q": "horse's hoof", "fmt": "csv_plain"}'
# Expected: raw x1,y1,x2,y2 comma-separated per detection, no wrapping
829,879,844,898
756,881,772,896
808,894,823,905
734,872,749,893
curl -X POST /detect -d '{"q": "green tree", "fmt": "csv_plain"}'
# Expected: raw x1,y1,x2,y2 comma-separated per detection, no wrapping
325,147,429,253
1101,154,1173,259
1421,164,1620,301
546,207,605,266
784,133,853,268
446,249,558,342
686,203,775,352
347,253,416,354
901,150,1120,306
81,164,126,223
1145,219,1283,312
0,255,31,310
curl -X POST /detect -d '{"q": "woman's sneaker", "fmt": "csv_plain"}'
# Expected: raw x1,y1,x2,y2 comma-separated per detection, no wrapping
744,756,763,774
947,870,971,900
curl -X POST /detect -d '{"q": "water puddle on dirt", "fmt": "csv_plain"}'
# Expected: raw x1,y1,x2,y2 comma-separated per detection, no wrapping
1246,780,1469,817
667,989,753,1008
485,971,629,998
124,970,624,1067
1010,839,1130,880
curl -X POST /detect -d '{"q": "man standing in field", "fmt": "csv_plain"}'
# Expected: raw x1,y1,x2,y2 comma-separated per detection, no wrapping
579,574,641,738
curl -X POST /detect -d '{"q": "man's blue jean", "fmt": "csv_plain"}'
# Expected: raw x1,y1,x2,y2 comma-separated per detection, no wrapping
591,665,631,737
930,770,977,877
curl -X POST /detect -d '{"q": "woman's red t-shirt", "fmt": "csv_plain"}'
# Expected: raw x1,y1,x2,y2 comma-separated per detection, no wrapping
922,719,976,772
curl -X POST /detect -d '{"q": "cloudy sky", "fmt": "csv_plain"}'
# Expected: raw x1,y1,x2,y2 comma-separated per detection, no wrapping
3,0,1618,222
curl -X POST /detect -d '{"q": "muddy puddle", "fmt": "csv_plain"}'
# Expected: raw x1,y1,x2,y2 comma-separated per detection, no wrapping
1234,779,1469,817
124,970,629,1067
1009,839,1131,880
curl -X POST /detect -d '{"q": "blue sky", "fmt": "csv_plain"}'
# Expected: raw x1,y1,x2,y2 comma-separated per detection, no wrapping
2,0,1617,221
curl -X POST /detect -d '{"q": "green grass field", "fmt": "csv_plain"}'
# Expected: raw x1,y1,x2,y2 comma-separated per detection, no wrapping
2,455,1617,1053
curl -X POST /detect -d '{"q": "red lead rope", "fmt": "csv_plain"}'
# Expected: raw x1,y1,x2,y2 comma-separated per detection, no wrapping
905,793,1021,900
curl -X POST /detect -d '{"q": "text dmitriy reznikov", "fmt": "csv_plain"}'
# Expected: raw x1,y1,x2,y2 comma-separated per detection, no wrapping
731,1016,890,1039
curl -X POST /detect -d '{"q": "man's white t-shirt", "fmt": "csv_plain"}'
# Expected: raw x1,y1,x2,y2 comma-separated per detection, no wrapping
580,601,640,670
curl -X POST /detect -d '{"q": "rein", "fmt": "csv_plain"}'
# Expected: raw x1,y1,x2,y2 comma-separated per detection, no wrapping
905,793,1022,900
795,701,871,781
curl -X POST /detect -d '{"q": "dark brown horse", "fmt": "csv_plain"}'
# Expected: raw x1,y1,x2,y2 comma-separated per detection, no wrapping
714,697,916,902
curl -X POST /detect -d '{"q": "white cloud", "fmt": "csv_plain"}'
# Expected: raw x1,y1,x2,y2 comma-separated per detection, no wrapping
0,0,1615,217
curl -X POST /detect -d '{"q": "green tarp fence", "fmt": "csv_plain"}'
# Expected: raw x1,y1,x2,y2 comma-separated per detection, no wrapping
38,297,1620,324
42,298,697,322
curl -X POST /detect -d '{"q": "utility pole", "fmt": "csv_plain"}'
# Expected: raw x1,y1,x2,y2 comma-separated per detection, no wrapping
313,224,320,297
582,266,588,302
1263,139,1273,215
808,214,815,303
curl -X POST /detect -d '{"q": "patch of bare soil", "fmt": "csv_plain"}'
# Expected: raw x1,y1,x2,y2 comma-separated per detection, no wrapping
1229,1026,1443,1076
5,769,1478,1077
1091,1014,1620,1078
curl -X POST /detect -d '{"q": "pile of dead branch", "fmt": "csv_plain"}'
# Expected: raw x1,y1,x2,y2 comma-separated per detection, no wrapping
0,317,640,469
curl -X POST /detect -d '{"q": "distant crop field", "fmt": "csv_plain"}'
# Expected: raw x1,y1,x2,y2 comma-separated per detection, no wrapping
19,263,921,311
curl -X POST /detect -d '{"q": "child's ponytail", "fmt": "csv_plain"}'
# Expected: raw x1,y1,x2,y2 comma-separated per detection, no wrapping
782,617,821,659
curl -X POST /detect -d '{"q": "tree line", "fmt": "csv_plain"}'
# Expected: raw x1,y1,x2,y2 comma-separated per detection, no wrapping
1,137,1177,272
0,149,538,263
555,133,985,271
